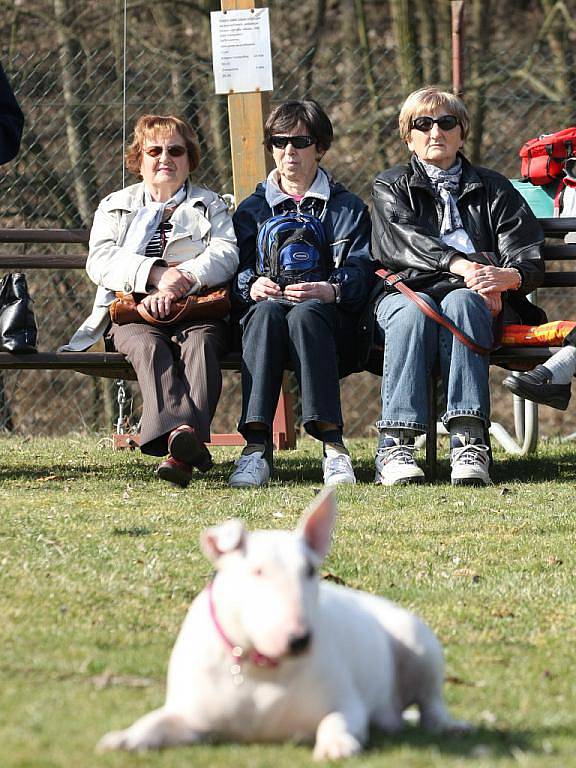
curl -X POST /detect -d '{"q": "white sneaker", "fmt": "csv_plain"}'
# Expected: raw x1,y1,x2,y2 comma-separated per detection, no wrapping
229,450,270,488
450,436,491,486
374,441,425,486
322,448,356,486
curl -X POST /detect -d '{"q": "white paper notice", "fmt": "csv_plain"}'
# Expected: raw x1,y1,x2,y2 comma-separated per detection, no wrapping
211,9,273,95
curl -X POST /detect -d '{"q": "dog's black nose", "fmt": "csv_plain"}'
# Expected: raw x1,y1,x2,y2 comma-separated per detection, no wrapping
288,631,312,655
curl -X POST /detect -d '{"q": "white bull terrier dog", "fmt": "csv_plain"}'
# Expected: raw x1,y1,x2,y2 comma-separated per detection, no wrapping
98,489,470,759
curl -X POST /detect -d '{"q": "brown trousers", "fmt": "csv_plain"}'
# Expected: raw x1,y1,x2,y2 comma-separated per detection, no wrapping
108,319,228,456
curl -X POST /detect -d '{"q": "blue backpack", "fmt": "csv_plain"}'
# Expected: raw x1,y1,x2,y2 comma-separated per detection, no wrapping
256,211,330,288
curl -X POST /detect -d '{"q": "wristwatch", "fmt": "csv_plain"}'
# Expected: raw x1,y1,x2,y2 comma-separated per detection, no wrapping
179,269,197,285
331,283,342,304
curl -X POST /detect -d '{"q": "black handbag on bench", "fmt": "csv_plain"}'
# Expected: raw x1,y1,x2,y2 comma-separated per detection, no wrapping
0,273,38,353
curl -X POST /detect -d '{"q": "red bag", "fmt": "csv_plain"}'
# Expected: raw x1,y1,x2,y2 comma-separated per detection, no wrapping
519,126,576,185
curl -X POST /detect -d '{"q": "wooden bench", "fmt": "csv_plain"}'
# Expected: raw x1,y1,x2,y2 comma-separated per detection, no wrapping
425,216,576,473
1,219,575,472
0,228,296,450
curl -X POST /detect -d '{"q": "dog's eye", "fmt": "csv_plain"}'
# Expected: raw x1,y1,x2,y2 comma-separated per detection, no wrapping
305,563,316,578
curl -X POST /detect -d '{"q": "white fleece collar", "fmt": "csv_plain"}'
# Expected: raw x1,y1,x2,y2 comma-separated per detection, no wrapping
264,167,331,209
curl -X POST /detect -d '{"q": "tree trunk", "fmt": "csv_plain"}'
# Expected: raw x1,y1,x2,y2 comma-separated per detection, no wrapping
53,0,100,227
540,0,576,122
152,3,226,193
352,0,389,168
414,0,438,83
389,0,421,92
436,0,452,86
302,0,327,92
468,0,492,164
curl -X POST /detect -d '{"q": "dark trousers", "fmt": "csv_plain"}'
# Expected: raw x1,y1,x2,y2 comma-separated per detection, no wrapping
238,299,343,440
109,319,227,456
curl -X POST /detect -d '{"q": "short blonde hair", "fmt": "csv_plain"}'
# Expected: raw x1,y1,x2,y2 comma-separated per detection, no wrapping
398,86,470,143
125,114,201,177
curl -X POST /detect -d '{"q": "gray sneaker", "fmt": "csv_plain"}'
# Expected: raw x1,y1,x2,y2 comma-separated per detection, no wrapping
450,436,491,486
229,450,270,488
322,448,356,486
374,440,425,486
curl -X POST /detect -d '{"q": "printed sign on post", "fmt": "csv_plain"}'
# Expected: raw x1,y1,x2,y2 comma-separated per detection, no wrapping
211,8,273,95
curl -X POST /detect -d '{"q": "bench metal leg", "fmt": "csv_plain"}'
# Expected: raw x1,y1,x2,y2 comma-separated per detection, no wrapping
425,375,438,480
421,372,541,470
490,393,539,455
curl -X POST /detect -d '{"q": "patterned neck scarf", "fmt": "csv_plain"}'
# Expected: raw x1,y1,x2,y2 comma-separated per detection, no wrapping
419,157,464,236
123,183,187,255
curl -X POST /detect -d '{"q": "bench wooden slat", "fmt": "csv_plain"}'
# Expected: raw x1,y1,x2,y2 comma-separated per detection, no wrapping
490,346,555,366
542,272,576,287
0,229,88,244
0,254,88,269
0,351,243,380
543,243,576,260
539,217,576,236
0,222,573,461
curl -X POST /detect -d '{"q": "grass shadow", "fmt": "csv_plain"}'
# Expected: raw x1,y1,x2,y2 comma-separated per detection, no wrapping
0,440,574,487
367,723,546,758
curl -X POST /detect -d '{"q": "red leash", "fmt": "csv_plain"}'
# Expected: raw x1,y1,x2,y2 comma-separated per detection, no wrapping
375,268,492,356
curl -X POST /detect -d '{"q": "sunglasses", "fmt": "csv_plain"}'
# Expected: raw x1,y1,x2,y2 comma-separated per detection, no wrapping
411,115,460,132
143,145,187,158
270,135,316,149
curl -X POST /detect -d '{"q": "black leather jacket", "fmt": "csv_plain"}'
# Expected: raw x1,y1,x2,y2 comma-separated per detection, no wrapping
371,153,546,324
0,63,24,166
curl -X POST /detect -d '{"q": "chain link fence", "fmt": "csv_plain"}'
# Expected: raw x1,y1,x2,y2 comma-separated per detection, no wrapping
1,31,576,442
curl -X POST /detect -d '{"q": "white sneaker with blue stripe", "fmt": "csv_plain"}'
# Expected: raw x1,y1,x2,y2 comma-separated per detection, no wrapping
374,437,425,486
450,434,491,486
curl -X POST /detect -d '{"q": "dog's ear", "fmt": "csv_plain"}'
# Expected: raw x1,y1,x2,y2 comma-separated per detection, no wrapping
298,488,337,561
200,519,246,563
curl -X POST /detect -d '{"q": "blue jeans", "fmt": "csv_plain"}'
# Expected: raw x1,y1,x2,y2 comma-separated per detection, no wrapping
375,288,493,432
239,299,342,439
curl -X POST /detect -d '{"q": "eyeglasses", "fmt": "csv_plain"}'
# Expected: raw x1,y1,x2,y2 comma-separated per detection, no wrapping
270,135,316,149
411,115,460,132
143,145,187,158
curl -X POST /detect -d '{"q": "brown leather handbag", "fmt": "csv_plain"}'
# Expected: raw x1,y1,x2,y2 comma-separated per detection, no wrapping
109,285,231,326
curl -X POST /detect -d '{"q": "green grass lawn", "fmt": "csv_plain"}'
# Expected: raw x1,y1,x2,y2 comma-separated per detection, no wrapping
0,435,574,768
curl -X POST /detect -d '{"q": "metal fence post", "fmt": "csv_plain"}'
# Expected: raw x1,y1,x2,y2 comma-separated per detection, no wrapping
451,1,465,95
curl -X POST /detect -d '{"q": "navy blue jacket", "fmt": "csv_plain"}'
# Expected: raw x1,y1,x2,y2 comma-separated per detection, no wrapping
0,63,23,166
232,178,375,317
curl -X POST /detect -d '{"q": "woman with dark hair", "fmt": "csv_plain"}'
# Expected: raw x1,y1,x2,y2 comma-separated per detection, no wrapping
62,114,238,486
230,99,374,488
371,86,545,486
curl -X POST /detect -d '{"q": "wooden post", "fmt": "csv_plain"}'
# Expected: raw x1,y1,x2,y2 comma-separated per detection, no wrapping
221,0,271,205
216,1,296,449
451,1,465,96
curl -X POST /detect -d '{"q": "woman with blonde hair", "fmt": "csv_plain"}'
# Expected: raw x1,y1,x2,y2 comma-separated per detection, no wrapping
371,86,545,486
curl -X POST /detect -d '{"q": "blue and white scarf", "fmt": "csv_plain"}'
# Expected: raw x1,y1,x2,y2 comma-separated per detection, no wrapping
419,158,475,253
420,157,464,236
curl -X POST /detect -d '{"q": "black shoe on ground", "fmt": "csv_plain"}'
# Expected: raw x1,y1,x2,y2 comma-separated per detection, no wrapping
502,365,571,411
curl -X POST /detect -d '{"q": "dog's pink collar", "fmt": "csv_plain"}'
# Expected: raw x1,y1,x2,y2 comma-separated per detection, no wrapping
206,579,279,669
